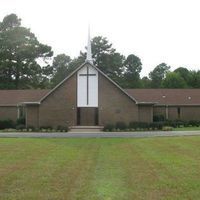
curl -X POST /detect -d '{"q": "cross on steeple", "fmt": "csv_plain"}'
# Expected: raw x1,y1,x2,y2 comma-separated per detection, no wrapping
79,66,96,105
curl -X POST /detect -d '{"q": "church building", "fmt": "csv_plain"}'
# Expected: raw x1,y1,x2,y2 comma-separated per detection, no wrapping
1,36,200,129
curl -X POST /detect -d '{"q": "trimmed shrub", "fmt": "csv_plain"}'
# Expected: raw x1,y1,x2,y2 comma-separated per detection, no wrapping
129,121,139,129
162,126,173,131
115,121,127,130
56,125,68,132
188,120,200,127
153,115,165,122
139,122,149,129
164,120,178,128
103,124,114,132
16,124,26,130
176,120,184,127
0,119,15,129
149,122,164,130
16,117,25,125
40,126,53,131
27,126,35,132
129,122,149,130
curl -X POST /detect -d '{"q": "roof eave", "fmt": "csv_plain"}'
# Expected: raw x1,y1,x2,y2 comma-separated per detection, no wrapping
19,102,41,105
137,102,157,105
155,104,200,106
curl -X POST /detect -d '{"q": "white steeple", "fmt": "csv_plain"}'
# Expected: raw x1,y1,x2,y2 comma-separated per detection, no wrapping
86,26,93,64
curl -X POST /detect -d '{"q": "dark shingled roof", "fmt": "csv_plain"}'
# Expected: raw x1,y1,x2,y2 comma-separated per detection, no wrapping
0,90,50,105
1,88,200,106
125,89,200,105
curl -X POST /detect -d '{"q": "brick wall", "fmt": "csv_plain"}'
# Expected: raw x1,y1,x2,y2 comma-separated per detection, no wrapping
98,73,139,125
26,105,39,128
180,106,200,121
38,73,77,128
0,106,18,121
138,105,153,122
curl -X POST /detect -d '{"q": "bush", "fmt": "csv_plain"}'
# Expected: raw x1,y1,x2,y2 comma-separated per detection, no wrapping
103,124,114,132
164,120,178,128
56,125,68,132
175,120,185,127
153,115,165,122
148,122,164,130
188,120,200,127
129,121,139,129
129,122,149,130
162,126,173,131
16,124,26,130
16,117,25,125
115,121,127,130
0,119,15,129
40,126,53,131
27,126,35,132
139,122,150,129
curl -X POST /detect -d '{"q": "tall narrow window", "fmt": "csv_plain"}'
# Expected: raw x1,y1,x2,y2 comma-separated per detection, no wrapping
177,107,181,119
18,106,25,119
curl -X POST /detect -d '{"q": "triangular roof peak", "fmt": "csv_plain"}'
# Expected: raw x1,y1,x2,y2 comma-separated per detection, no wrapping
40,61,138,103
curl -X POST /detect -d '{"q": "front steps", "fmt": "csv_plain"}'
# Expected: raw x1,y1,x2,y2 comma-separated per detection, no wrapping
69,126,104,132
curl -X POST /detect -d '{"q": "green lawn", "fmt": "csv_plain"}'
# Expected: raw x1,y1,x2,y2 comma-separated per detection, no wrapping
0,137,200,200
173,126,200,131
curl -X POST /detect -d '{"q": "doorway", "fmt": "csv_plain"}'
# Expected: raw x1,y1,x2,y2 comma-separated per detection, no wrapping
77,107,98,126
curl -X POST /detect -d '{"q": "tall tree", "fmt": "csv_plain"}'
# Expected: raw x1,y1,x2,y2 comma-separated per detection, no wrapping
50,54,71,86
174,67,191,86
122,54,142,88
149,63,170,88
162,72,188,88
0,14,53,89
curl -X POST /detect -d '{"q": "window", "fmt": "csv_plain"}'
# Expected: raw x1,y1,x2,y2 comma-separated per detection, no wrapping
177,107,181,119
18,106,25,119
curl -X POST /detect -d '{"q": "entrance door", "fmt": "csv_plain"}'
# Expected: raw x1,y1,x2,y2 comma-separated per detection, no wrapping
77,107,98,126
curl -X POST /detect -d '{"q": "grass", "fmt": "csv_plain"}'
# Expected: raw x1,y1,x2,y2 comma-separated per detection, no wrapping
173,126,200,131
0,137,200,200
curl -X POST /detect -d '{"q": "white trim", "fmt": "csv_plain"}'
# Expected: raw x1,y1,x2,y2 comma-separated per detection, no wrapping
18,102,40,105
137,102,157,105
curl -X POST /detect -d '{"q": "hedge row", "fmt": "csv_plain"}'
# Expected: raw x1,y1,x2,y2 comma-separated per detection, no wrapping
15,125,68,132
103,120,200,131
103,121,164,131
0,119,15,129
0,119,68,132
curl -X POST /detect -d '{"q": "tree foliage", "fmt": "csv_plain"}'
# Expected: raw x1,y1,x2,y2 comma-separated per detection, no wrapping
161,72,188,88
123,54,142,88
0,13,200,90
50,54,84,87
0,14,53,89
149,63,170,88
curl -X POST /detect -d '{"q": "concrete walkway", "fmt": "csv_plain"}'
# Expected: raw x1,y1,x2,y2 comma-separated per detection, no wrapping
0,131,200,138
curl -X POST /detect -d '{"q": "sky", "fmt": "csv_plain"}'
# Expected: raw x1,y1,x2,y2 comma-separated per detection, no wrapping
1,0,200,76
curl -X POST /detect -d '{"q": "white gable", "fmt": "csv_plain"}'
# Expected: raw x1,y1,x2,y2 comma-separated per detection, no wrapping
77,64,98,107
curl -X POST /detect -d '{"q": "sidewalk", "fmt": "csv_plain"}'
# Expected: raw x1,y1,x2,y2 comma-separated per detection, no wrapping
0,131,200,138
